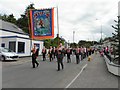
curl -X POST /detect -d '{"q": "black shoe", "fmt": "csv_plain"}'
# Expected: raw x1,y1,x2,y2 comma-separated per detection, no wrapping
57,69,60,71
37,63,39,67
33,67,35,68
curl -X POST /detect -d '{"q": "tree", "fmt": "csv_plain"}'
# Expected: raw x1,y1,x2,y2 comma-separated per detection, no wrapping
44,36,65,49
16,3,35,34
0,14,16,24
70,43,78,48
78,40,96,48
0,14,8,21
16,14,28,33
0,4,35,34
7,14,16,24
44,39,52,49
111,17,120,65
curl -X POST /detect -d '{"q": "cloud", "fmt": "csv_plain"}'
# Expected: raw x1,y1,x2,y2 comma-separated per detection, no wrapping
0,0,119,43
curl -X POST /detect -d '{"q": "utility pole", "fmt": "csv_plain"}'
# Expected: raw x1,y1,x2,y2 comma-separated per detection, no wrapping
101,24,102,45
68,40,69,47
73,31,75,43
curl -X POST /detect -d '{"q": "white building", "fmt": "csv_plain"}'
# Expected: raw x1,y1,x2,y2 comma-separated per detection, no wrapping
102,39,111,48
102,38,119,48
0,20,43,57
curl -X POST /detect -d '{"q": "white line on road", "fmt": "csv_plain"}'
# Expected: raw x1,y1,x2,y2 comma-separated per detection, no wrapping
65,64,88,88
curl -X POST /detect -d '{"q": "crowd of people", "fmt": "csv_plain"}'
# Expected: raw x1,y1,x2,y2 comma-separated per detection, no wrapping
99,46,114,56
31,43,96,71
99,46,114,62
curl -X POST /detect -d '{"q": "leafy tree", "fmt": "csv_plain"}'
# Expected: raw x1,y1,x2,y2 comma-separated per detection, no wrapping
0,14,16,24
78,40,95,48
44,39,52,49
0,14,8,21
70,43,78,48
7,14,16,24
16,14,28,33
16,3,35,33
44,36,65,49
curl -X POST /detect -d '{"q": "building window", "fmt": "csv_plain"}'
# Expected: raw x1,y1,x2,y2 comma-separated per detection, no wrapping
18,42,25,53
1,43,5,47
9,41,16,52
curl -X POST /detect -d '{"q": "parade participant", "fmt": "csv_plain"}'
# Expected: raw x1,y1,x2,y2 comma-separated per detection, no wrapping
88,47,92,56
48,46,53,62
58,43,64,51
86,48,88,57
105,46,109,54
55,47,58,59
66,47,71,63
62,48,66,57
80,47,84,60
91,47,95,54
83,47,87,59
72,48,76,55
95,48,97,54
36,48,39,59
75,47,80,64
56,50,64,71
56,43,64,71
42,46,47,61
53,47,56,59
31,44,39,68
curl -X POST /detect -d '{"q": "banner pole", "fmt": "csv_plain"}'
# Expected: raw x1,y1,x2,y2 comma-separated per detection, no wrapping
27,9,32,56
57,6,60,46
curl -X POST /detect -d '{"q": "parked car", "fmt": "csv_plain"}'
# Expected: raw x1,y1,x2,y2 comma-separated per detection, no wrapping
0,47,19,61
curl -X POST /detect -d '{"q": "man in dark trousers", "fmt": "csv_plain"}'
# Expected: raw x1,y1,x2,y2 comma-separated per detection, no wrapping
56,43,64,71
31,44,39,68
53,47,56,59
48,46,53,62
66,47,71,63
56,50,64,71
42,47,46,61
75,47,80,64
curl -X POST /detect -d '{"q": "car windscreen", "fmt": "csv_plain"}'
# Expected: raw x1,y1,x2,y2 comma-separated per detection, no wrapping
0,48,13,52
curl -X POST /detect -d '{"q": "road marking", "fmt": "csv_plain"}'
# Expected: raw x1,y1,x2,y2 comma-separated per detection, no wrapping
65,64,88,88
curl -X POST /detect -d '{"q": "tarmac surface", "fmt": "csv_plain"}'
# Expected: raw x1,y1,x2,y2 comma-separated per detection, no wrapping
1,53,119,88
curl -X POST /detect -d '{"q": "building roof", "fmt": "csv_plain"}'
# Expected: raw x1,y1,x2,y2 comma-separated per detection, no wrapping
0,19,28,35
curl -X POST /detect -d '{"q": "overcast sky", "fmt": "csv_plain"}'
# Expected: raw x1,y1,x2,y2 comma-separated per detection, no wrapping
0,0,119,43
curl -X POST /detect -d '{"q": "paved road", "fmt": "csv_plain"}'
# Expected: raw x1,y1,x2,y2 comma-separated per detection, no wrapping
2,53,119,88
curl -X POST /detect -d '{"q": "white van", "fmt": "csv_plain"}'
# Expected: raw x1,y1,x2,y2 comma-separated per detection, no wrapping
0,47,19,61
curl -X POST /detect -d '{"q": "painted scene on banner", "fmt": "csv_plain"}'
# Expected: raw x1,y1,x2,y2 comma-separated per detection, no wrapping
30,8,54,40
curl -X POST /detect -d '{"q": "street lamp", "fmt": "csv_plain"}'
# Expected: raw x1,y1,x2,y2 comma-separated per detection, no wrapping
100,24,102,44
96,19,102,44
